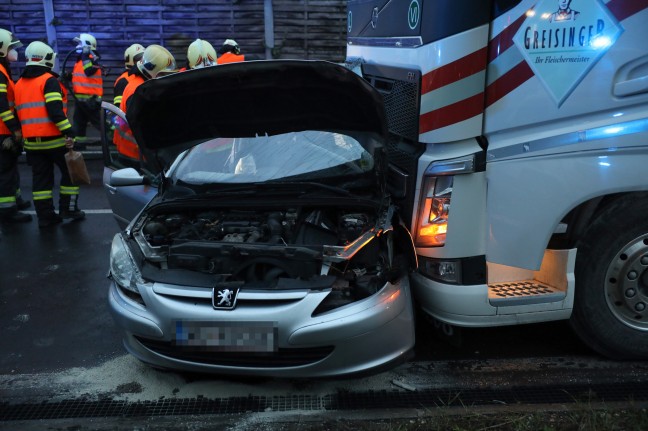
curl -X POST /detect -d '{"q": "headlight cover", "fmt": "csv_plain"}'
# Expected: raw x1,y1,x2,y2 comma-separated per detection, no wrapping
414,154,475,247
110,233,145,294
415,175,453,247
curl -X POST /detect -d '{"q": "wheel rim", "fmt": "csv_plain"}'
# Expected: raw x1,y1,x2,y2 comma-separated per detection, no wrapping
604,233,648,331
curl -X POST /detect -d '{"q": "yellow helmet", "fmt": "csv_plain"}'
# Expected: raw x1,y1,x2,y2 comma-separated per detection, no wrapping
187,39,217,69
73,33,97,51
25,41,56,68
124,43,145,68
0,28,22,58
137,44,176,79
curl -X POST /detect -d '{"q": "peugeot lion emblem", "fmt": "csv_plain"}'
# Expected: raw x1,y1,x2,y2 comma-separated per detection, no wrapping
213,287,239,310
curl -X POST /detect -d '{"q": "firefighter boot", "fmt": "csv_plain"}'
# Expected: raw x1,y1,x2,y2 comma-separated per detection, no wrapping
59,194,86,221
0,207,32,223
34,200,62,228
16,196,32,210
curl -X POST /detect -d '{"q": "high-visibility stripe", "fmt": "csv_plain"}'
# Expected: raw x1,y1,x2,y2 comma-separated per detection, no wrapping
0,84,6,92
21,117,51,125
114,95,122,104
55,118,72,130
0,196,16,204
74,82,102,89
15,101,45,110
0,110,14,121
60,185,79,195
33,190,53,200
24,136,66,150
44,92,62,102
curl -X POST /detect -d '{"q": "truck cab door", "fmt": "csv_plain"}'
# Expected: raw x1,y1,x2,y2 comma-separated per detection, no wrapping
100,102,158,229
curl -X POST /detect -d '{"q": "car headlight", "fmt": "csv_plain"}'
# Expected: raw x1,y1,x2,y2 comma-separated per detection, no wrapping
110,233,145,294
415,155,475,247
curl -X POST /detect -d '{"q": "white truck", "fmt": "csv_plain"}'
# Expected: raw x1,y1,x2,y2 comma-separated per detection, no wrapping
346,0,648,358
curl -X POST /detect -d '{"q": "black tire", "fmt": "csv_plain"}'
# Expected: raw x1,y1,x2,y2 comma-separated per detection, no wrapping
570,195,648,359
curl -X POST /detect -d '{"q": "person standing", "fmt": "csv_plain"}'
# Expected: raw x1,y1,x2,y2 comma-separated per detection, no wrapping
0,28,31,223
14,41,85,228
70,33,103,148
115,45,176,161
216,39,245,64
113,43,144,109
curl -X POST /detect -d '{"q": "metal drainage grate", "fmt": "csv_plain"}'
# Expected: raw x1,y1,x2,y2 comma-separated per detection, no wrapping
2,382,647,421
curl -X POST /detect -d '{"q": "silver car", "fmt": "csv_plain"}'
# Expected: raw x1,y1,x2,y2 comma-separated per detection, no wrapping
101,60,417,377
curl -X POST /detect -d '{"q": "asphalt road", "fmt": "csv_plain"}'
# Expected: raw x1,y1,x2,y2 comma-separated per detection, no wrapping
1,157,647,429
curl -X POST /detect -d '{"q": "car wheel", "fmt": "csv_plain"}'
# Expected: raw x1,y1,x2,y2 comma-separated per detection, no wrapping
570,195,648,359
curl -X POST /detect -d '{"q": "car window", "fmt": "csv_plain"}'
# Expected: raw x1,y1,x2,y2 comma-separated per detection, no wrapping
172,131,374,184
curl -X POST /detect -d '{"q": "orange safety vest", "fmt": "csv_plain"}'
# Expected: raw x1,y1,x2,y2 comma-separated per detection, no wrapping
217,53,245,64
0,63,16,136
113,75,144,160
72,59,103,97
113,70,129,106
15,73,68,141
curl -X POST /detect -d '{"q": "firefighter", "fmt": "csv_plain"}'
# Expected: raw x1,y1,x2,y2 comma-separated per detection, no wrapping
14,41,85,228
115,45,176,161
70,33,103,149
216,39,245,64
113,43,144,109
187,39,217,69
0,28,31,223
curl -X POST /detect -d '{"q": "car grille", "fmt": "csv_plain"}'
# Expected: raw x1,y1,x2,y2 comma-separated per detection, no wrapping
135,336,334,368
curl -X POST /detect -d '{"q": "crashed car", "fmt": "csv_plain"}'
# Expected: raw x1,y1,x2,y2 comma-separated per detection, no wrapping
101,60,417,377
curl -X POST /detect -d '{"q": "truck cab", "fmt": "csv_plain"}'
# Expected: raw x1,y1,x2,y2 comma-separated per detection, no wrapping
346,0,648,358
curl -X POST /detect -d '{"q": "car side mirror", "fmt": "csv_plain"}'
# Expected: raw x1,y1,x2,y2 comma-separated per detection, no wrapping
110,167,146,187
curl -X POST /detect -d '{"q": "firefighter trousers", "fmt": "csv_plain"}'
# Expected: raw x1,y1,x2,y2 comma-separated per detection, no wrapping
27,146,80,217
0,138,21,213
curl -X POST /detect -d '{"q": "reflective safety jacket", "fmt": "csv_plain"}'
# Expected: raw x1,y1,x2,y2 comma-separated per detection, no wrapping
15,72,70,149
217,53,245,64
72,58,103,97
114,74,145,159
0,63,18,136
113,70,130,107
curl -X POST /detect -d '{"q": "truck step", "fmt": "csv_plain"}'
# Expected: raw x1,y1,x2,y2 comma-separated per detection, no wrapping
488,280,566,306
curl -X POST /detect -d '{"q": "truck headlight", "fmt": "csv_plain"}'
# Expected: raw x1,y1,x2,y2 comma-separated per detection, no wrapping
415,155,475,247
110,233,145,294
415,176,453,246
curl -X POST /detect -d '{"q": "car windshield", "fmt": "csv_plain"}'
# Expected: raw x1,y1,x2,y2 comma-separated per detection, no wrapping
171,130,375,185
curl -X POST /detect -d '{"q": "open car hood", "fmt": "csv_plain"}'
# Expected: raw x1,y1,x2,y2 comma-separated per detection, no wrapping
126,60,388,172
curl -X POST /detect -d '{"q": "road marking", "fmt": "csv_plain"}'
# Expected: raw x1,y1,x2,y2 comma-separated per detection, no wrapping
23,209,113,215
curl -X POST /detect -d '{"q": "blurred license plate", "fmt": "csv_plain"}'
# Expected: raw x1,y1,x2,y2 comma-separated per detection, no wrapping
174,321,278,352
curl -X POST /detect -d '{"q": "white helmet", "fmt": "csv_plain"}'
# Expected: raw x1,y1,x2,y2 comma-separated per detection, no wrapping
220,39,240,55
124,43,144,68
0,28,22,58
73,33,97,51
187,39,217,69
25,41,56,68
137,44,176,79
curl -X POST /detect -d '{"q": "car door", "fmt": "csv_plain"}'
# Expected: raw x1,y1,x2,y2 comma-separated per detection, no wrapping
100,101,158,229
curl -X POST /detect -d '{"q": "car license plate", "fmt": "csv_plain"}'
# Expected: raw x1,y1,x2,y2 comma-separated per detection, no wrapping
174,321,278,352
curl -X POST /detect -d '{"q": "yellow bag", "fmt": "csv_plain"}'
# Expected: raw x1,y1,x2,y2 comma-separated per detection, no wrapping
64,148,91,185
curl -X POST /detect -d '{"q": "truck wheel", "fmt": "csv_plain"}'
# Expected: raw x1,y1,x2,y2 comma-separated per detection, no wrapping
570,196,648,359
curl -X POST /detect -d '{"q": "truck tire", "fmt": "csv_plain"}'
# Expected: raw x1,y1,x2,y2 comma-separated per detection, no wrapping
570,195,648,359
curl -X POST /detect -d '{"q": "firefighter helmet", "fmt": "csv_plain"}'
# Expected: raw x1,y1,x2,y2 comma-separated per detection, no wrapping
25,41,56,68
124,43,145,68
219,39,240,55
0,28,22,58
73,33,97,51
137,44,176,79
187,39,217,69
